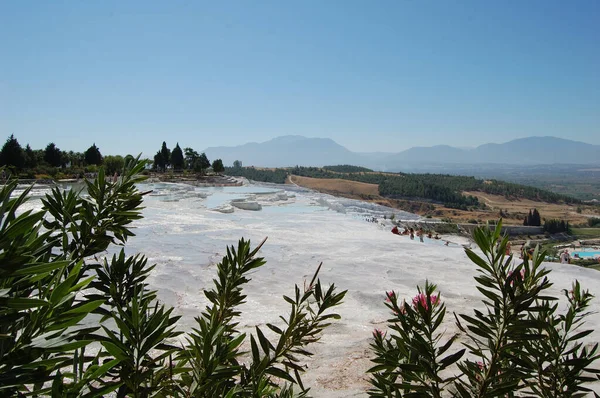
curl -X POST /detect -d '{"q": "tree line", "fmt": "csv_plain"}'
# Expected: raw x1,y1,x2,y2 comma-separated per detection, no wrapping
0,134,226,179
323,164,373,173
543,219,570,234
521,209,571,234
0,134,135,177
151,141,224,173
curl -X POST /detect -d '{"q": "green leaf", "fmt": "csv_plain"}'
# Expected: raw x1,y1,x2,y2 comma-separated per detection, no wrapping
12,260,70,276
265,367,296,383
63,300,105,315
1,297,48,309
101,341,128,361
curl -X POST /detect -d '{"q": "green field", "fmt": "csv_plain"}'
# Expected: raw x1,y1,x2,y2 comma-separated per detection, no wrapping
570,228,600,238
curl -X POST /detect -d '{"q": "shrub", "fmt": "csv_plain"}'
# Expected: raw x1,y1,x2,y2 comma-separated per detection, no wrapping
369,221,600,397
34,173,53,181
432,222,460,235
571,258,600,267
543,219,570,234
588,217,600,228
18,170,36,179
0,160,346,396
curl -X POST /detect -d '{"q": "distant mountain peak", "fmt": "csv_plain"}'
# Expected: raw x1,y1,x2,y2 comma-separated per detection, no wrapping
269,135,307,142
203,135,599,169
204,135,355,168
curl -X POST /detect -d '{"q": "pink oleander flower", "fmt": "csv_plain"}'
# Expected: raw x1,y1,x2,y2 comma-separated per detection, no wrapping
385,291,396,302
399,300,408,314
393,300,408,316
373,329,384,339
412,293,440,310
507,269,526,285
475,361,485,382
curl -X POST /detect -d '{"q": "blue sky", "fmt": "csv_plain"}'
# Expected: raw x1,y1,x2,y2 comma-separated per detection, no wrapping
1,0,598,156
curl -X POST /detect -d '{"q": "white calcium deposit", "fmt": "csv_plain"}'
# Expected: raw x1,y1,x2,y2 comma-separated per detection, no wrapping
18,181,600,396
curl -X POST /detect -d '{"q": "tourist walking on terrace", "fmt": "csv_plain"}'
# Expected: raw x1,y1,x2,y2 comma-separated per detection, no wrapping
560,250,571,264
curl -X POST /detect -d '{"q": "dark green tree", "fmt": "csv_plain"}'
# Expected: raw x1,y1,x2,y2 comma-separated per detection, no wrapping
526,208,542,226
212,158,224,173
65,151,74,167
233,159,243,168
524,209,542,226
33,149,45,166
543,219,570,234
170,143,184,170
153,151,165,171
532,208,541,226
183,147,199,169
84,143,103,165
44,142,63,167
194,152,211,173
24,144,37,169
103,155,125,175
0,134,26,171
160,142,170,169
67,151,84,168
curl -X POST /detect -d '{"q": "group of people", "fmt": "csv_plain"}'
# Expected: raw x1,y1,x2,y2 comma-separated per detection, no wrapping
391,226,443,243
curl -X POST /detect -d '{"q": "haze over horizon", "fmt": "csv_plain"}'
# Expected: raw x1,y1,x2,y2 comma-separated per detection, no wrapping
1,0,599,156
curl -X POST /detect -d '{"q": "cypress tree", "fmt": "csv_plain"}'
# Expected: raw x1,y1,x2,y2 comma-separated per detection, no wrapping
160,142,171,169
44,143,63,167
170,143,184,170
84,143,103,165
24,144,37,169
0,134,26,171
532,209,541,226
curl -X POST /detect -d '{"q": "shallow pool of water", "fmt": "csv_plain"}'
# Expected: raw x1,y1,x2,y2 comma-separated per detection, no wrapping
572,250,600,258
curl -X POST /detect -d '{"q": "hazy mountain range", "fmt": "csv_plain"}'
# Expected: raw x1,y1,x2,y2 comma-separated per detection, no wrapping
204,135,600,171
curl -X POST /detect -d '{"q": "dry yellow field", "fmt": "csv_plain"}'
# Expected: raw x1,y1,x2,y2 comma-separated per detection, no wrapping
463,191,599,225
288,175,379,197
